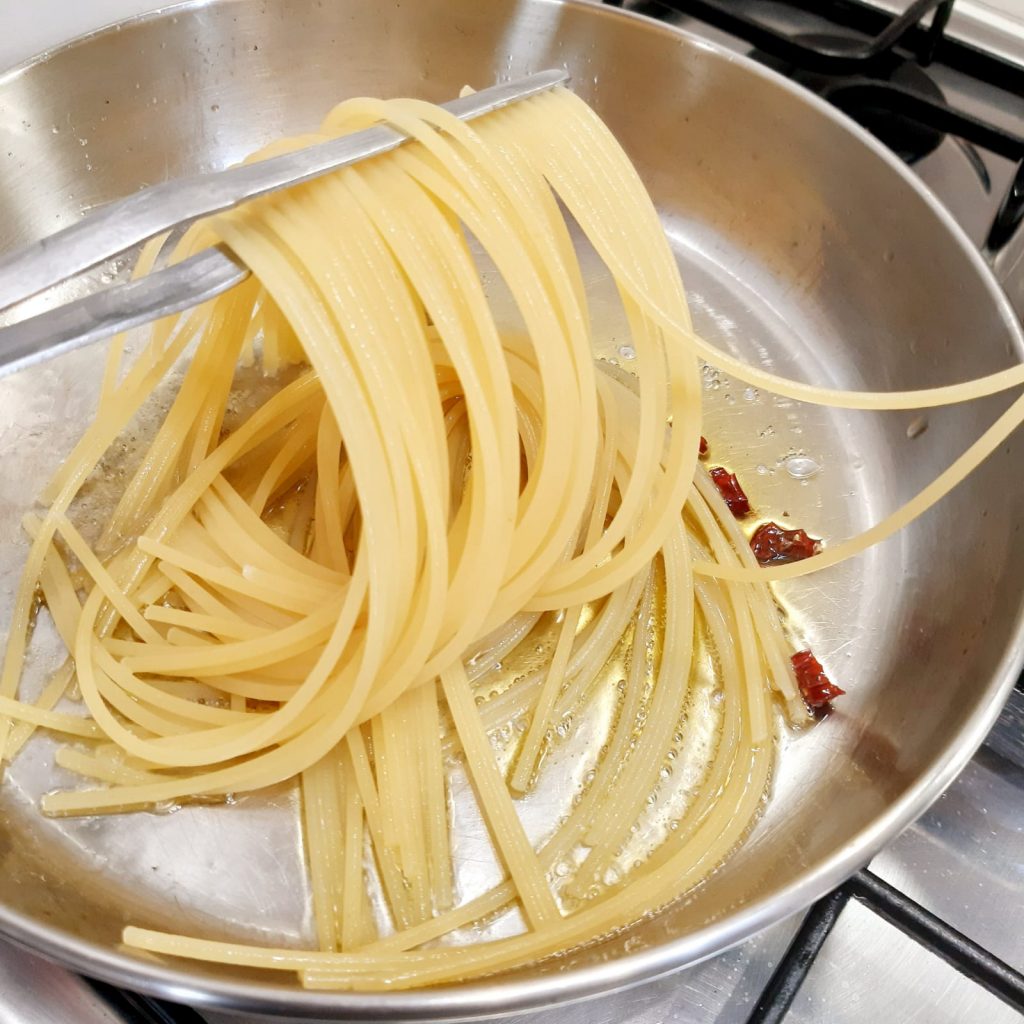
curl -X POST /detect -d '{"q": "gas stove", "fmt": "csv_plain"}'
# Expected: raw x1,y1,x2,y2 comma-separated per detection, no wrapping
0,2,1022,1022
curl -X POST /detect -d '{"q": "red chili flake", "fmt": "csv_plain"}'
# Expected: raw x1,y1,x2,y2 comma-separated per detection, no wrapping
709,467,751,517
750,521,821,565
699,435,709,457
791,650,845,710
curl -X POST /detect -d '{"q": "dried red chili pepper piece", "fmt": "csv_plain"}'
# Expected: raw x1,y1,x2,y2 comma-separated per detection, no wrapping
709,467,750,517
750,521,821,565
699,435,708,457
791,650,845,710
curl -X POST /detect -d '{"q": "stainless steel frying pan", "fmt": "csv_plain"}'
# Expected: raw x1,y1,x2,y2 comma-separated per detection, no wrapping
0,0,1022,1018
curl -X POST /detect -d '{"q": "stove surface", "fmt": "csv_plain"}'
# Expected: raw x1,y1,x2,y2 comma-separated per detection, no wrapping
0,2,1022,1022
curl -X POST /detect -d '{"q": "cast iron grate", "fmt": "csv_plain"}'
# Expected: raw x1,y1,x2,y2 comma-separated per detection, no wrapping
87,980,207,1024
746,869,1024,1023
606,0,1024,252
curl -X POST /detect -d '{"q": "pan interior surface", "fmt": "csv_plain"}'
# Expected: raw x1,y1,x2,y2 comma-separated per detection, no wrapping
0,0,1021,1015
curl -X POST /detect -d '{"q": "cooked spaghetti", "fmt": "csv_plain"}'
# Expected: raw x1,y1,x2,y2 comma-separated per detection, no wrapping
1,86,1021,989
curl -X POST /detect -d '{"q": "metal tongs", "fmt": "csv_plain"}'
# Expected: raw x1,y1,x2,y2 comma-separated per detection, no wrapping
0,70,567,378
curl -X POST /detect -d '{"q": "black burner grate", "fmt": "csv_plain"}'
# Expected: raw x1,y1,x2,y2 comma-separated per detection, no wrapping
88,979,208,1024
746,869,1024,1023
613,0,958,74
607,0,1024,252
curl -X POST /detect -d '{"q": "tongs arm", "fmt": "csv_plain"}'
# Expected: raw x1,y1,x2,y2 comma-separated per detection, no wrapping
0,71,566,379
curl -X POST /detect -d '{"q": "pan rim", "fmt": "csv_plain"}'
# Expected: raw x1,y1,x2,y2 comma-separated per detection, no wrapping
1,0,1022,1016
